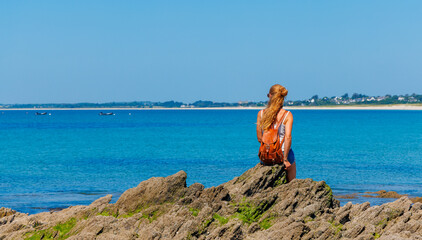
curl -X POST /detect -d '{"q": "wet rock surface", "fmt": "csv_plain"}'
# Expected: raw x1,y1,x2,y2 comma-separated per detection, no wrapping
362,190,409,199
1,164,421,239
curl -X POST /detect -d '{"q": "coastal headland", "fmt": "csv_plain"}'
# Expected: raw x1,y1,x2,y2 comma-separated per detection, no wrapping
1,164,421,239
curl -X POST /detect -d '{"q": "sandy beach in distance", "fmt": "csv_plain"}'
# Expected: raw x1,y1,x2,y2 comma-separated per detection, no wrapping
1,104,422,111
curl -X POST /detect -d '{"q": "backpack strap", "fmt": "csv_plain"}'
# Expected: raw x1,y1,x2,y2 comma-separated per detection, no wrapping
274,111,288,129
261,109,288,129
259,110,264,134
282,111,290,125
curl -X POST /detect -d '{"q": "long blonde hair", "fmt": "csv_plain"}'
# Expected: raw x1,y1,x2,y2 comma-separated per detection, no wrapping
260,84,288,131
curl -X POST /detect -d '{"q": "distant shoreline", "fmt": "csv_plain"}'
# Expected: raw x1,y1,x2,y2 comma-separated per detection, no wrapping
1,104,422,111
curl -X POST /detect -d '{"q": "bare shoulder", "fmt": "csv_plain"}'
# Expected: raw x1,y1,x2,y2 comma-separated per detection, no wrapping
257,109,263,122
257,109,263,118
286,110,294,121
282,110,293,124
287,110,293,118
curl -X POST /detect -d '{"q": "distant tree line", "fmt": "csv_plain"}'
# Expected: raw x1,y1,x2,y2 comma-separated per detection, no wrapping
0,93,421,109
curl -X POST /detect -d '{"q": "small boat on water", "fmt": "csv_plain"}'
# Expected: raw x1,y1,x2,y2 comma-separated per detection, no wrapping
35,112,48,115
99,112,115,116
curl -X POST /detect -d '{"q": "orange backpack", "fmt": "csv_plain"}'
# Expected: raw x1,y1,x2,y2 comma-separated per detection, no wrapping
258,110,288,165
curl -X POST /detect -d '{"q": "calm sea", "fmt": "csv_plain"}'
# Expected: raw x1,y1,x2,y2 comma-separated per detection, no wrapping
1,109,421,214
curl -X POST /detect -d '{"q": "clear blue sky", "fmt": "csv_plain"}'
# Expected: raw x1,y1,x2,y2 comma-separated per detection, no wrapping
1,1,421,104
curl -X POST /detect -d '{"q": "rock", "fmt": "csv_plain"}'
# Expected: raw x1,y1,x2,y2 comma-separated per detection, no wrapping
223,164,287,200
0,207,16,219
334,193,359,199
411,197,422,203
113,170,188,215
89,194,112,208
1,163,421,239
362,190,408,199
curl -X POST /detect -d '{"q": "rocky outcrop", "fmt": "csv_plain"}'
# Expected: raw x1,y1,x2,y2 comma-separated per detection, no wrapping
1,164,421,239
113,170,188,215
0,208,15,219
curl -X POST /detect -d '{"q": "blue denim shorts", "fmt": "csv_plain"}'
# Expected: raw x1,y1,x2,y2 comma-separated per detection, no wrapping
287,149,295,165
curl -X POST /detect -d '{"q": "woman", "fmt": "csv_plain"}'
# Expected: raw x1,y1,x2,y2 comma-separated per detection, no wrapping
256,84,296,182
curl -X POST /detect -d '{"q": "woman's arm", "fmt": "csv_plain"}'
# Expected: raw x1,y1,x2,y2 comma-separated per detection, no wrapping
283,112,294,168
256,110,263,143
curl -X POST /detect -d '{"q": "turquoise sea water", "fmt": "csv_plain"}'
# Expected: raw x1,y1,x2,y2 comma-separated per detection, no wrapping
1,109,421,214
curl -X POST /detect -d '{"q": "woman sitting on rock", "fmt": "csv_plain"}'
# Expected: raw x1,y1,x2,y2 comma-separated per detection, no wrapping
256,84,296,182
